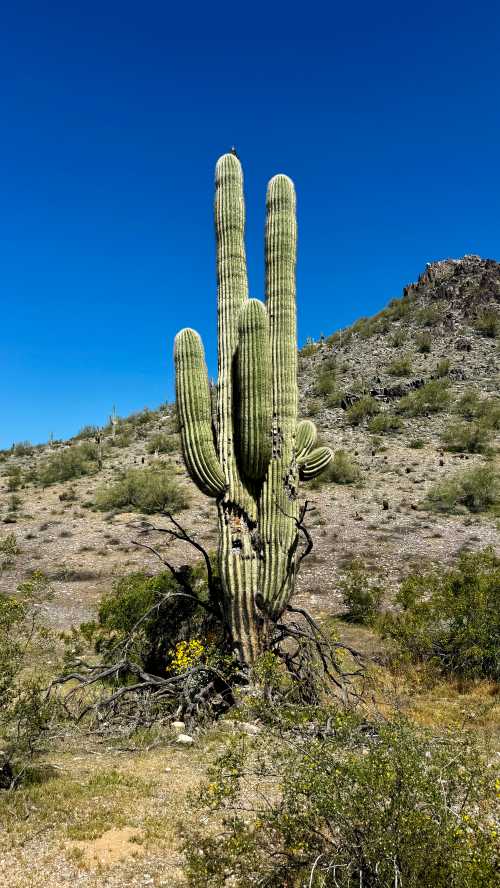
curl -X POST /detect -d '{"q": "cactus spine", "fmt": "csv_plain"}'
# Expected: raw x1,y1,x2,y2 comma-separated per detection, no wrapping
174,155,332,664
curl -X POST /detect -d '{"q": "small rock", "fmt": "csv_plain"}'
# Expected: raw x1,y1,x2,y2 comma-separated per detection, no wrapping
176,734,194,746
382,500,389,510
172,721,185,731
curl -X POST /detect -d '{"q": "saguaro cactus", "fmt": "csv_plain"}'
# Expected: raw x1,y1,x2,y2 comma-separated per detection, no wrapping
174,155,332,664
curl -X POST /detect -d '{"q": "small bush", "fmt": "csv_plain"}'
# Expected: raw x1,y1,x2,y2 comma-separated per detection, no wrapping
300,339,318,357
408,437,425,449
146,433,179,454
387,353,413,376
309,450,360,487
368,412,403,434
441,420,492,454
415,331,432,353
346,396,379,425
185,717,499,888
305,398,322,417
36,443,98,486
398,379,450,416
455,389,500,428
94,465,190,514
417,305,441,327
12,441,33,457
75,425,99,440
389,328,407,347
0,572,58,784
4,466,23,491
382,548,500,679
435,358,450,377
474,308,499,338
425,465,499,514
84,563,215,675
340,559,382,623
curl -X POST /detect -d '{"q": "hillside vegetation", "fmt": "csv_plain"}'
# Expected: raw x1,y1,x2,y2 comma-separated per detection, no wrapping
0,255,499,886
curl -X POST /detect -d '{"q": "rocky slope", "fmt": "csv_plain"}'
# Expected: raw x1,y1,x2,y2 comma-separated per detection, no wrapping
1,255,499,630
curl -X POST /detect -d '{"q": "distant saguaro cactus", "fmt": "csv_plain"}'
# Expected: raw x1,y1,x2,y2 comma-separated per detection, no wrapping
174,155,332,663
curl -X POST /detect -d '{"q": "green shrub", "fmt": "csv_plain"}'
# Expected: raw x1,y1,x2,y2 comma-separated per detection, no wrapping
309,450,360,487
425,465,499,514
389,328,407,347
346,396,379,425
305,398,322,417
12,441,33,457
382,548,500,679
435,358,450,377
385,294,413,321
146,433,179,454
0,572,58,784
474,308,499,338
387,353,413,376
314,372,336,398
398,379,450,416
456,389,500,428
368,412,403,434
340,559,382,623
84,563,216,675
408,437,425,449
185,717,499,888
479,398,500,429
36,443,98,486
441,421,492,454
417,304,441,327
94,465,190,514
415,331,432,353
4,465,23,491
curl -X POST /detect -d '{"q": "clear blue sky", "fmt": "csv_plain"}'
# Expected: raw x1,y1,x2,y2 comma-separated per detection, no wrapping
1,1,499,448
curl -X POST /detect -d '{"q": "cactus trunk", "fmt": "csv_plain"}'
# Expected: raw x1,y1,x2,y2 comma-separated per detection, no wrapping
174,154,332,666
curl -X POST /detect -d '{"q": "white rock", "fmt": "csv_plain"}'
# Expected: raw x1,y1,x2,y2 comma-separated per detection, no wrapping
176,733,194,745
171,720,185,731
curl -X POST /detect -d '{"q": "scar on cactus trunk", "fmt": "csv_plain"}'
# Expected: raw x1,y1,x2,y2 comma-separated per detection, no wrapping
174,154,333,666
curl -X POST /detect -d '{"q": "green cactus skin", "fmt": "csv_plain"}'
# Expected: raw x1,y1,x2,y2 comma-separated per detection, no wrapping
296,419,317,461
237,299,272,480
174,154,332,663
174,329,226,497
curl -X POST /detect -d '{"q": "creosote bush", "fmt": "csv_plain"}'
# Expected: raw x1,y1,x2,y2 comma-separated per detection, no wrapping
346,396,379,425
381,548,500,679
36,442,99,486
387,353,413,376
184,716,499,888
415,331,432,353
398,379,450,416
146,432,179,454
309,449,360,487
94,465,190,514
0,572,59,785
474,308,499,338
368,412,403,434
441,420,492,454
425,464,499,514
75,562,218,676
339,559,383,623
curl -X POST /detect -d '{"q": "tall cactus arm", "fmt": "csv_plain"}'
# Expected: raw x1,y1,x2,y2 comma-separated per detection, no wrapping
237,299,272,480
215,153,248,489
296,419,317,461
174,328,226,497
265,174,298,443
298,445,333,480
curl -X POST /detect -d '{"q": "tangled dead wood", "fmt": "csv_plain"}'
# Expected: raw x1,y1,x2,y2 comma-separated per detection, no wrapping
48,507,365,729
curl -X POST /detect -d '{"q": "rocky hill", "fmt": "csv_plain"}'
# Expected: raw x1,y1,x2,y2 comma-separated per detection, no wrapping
1,255,499,632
